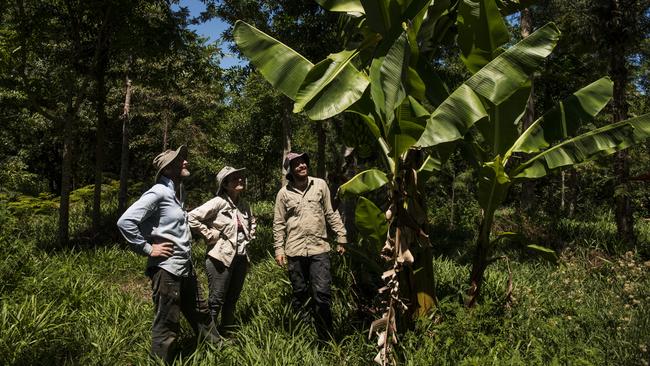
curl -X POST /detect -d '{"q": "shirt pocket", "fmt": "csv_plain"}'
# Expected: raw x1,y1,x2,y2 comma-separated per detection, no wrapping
285,197,301,216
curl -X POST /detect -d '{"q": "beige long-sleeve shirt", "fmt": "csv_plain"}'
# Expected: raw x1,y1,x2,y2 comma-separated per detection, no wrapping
188,195,256,267
273,177,347,257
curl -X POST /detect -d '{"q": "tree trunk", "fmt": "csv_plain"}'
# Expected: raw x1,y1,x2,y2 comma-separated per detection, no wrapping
118,75,133,214
92,58,108,233
609,0,636,246
281,99,292,186
466,210,493,307
317,122,326,178
519,7,536,213
567,170,577,218
59,104,74,246
91,4,112,233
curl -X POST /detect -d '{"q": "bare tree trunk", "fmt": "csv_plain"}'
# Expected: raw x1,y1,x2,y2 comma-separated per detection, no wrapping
59,103,74,246
92,59,108,233
519,7,536,213
118,75,133,214
91,4,113,233
162,111,169,151
609,0,636,246
317,122,326,178
281,100,292,186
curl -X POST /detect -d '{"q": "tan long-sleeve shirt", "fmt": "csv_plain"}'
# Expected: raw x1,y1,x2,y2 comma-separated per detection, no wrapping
273,177,347,257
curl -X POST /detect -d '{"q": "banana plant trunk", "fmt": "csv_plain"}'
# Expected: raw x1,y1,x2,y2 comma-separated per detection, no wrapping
466,210,494,307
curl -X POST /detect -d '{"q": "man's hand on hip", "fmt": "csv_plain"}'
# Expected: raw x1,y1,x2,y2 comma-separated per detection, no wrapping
150,242,174,258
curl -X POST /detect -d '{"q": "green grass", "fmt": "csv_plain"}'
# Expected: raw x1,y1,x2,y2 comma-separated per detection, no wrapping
1,192,649,365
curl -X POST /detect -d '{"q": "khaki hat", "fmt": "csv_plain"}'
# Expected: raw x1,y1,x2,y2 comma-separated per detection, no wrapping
216,166,246,196
284,152,309,180
153,145,188,182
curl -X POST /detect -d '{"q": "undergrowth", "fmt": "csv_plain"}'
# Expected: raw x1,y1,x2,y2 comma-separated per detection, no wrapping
0,190,648,365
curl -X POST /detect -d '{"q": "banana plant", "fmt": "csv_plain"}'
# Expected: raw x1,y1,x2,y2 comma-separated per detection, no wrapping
414,0,650,307
234,0,546,363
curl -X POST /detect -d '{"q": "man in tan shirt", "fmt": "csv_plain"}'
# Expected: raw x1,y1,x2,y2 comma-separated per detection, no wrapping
273,152,347,340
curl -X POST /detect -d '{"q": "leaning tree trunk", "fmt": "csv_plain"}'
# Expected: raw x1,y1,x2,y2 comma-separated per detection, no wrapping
118,75,133,214
519,7,536,213
609,0,636,246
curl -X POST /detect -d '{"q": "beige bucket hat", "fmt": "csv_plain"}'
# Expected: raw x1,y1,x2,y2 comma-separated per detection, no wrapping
216,165,247,196
153,145,188,182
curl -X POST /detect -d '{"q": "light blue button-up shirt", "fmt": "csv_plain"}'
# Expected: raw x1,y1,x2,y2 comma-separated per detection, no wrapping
117,176,193,277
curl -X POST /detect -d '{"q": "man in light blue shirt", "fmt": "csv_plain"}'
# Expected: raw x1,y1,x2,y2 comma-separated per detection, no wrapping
117,145,220,362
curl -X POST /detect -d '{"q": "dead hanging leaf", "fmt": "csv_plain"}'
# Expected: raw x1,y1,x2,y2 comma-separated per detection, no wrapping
378,286,390,294
382,269,396,280
377,330,387,346
397,248,414,265
374,350,385,365
369,316,389,339
385,207,393,221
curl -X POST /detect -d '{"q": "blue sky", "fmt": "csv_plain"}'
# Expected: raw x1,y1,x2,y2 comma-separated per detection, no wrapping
174,0,244,68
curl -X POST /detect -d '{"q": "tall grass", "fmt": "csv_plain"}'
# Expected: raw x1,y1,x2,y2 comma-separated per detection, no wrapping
0,189,648,364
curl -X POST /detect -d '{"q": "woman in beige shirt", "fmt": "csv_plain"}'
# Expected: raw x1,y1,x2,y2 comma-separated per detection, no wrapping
188,166,256,335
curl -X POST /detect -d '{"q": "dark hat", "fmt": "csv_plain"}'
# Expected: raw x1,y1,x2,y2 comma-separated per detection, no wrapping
216,165,246,196
153,145,188,182
284,152,309,180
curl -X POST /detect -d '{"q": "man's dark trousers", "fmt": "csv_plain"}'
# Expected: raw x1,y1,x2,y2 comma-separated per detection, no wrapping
287,252,333,339
149,267,220,363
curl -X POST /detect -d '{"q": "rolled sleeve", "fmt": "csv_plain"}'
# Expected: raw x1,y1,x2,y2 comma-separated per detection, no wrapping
117,190,160,256
188,197,222,243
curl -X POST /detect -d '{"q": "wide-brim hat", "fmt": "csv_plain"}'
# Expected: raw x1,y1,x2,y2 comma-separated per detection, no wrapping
284,152,309,180
216,166,247,196
153,145,188,182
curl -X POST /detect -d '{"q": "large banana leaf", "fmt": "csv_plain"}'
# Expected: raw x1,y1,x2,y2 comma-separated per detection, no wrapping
360,0,402,36
294,49,369,120
465,22,559,105
314,0,365,14
338,169,389,197
235,21,369,121
233,21,312,100
378,31,409,127
389,97,428,159
417,154,442,183
416,22,560,148
355,196,389,252
476,83,531,155
458,0,510,73
511,113,650,179
416,84,487,147
507,77,613,157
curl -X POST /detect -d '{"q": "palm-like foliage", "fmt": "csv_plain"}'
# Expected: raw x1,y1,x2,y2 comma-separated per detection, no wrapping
234,0,650,363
